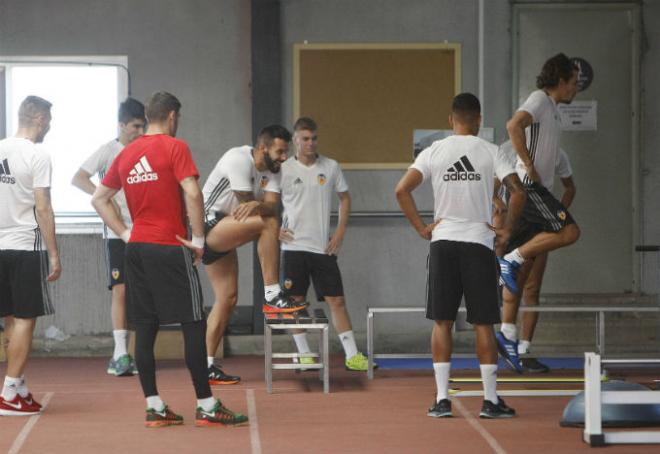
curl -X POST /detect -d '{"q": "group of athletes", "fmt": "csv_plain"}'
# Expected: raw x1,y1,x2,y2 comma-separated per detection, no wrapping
0,52,579,424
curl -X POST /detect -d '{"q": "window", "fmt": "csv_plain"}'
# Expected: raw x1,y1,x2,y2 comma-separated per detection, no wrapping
1,56,128,225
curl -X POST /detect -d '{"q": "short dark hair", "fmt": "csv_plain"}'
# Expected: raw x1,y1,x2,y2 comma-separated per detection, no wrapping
536,53,578,89
145,91,181,122
293,117,317,132
256,124,292,146
451,93,481,122
118,97,145,123
18,95,52,127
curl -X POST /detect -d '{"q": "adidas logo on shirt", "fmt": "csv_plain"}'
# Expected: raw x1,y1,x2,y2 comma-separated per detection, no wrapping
443,155,481,181
126,156,159,184
0,158,16,184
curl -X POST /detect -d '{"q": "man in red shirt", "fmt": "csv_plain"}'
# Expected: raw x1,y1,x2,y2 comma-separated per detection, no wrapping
92,92,247,428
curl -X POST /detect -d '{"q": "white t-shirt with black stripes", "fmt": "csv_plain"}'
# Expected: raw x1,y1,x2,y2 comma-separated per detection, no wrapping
514,90,562,188
80,139,131,239
500,140,572,191
202,145,281,220
411,134,515,249
280,155,349,254
0,137,52,251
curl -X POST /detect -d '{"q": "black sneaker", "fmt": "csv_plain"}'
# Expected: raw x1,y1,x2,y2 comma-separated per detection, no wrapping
520,357,550,373
263,293,308,314
427,398,452,418
208,365,241,385
479,397,516,419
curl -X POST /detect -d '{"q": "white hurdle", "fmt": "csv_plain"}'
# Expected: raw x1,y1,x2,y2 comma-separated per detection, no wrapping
583,352,660,446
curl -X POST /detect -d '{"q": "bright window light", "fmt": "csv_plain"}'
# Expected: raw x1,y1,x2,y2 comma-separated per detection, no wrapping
3,59,126,219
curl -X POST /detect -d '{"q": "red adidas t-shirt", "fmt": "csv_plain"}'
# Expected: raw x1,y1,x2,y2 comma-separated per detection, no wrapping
102,134,199,246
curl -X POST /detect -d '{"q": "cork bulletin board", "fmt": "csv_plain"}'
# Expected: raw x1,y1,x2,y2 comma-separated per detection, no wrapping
293,43,461,169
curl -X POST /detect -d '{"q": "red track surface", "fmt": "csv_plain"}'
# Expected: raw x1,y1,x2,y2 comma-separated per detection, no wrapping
1,356,658,454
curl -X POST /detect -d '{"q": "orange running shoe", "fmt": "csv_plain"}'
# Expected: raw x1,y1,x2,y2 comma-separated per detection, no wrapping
195,400,248,427
145,405,184,428
263,293,308,314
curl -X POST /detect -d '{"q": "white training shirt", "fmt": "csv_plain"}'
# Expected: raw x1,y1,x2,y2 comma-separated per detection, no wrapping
202,145,281,220
500,140,572,191
411,135,515,249
514,90,562,189
280,154,349,254
0,137,52,251
80,139,131,239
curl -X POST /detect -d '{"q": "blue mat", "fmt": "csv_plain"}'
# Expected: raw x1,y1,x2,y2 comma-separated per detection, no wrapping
376,357,584,370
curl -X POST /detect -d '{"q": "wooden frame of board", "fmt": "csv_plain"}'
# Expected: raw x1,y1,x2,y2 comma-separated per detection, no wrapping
293,43,461,169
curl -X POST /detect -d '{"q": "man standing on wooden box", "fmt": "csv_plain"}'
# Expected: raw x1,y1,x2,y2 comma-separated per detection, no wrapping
201,125,308,386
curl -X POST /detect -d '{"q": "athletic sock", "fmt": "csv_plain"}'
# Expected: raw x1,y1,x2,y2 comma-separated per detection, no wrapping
207,356,215,368
264,284,282,302
338,330,358,359
197,396,217,412
1,376,21,401
504,248,525,266
518,340,531,355
500,323,518,342
17,375,28,398
293,332,311,354
433,362,451,402
480,364,499,405
112,329,129,360
146,395,165,411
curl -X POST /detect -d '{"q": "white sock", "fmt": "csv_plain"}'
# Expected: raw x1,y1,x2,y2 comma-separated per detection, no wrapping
293,333,311,354
338,330,358,359
504,248,525,266
112,330,129,360
207,356,215,368
197,396,217,412
518,340,531,355
264,284,281,302
146,395,165,411
480,364,499,405
433,362,451,403
17,375,28,398
500,323,518,342
2,376,21,400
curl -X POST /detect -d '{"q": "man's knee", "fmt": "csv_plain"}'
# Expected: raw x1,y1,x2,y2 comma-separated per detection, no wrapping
562,223,580,245
262,215,279,232
325,296,346,310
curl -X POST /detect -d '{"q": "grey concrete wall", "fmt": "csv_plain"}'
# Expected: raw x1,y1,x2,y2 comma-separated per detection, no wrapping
0,0,255,335
641,0,660,294
279,0,510,339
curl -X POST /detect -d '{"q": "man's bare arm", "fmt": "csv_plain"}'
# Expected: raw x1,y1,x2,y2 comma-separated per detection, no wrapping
71,168,96,195
395,169,438,240
92,184,128,240
232,190,279,221
560,176,576,208
326,191,350,255
176,176,205,264
34,188,61,281
506,110,540,183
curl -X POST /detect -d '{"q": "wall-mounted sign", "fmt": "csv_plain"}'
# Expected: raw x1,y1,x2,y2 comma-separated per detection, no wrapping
558,100,597,131
571,57,593,92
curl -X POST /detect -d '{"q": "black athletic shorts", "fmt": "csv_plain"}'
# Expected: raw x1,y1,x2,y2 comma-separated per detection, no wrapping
506,182,576,252
426,240,500,325
202,212,231,265
125,243,204,325
281,250,344,300
0,250,54,318
105,238,126,290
